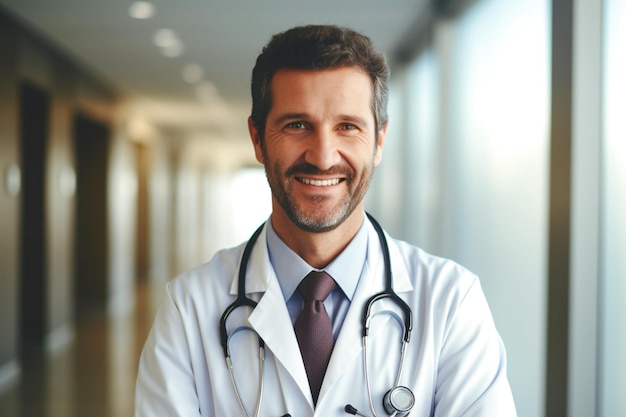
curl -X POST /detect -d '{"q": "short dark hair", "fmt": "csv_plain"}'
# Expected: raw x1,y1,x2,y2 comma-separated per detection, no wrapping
250,24,390,138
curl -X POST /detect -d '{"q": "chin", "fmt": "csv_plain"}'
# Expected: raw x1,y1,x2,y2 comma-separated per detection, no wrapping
290,205,356,234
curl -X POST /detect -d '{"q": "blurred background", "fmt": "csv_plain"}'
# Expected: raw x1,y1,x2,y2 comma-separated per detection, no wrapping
0,0,623,416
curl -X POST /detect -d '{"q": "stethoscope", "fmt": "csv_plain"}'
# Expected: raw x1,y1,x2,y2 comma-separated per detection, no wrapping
219,213,414,417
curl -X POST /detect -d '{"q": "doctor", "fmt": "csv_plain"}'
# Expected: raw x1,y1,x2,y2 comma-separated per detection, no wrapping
135,24,517,417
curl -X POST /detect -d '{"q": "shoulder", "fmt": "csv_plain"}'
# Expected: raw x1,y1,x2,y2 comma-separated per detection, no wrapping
388,236,480,304
387,236,501,352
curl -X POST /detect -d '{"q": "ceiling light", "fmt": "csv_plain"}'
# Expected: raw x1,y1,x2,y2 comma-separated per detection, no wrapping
129,1,155,19
153,29,184,57
182,64,204,83
153,28,178,48
161,41,185,57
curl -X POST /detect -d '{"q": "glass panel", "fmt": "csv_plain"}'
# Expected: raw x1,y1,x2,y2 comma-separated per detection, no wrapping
599,0,626,415
406,51,441,254
444,1,550,416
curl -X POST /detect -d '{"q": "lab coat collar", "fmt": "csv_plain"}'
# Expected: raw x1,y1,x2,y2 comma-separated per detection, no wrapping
228,216,412,292
227,218,414,409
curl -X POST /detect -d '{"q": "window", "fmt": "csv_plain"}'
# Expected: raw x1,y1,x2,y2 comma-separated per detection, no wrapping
599,0,626,414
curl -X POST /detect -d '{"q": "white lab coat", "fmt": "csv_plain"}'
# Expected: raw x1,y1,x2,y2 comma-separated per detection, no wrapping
135,220,517,416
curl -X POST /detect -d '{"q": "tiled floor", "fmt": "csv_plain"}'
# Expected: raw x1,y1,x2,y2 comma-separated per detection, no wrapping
0,283,154,417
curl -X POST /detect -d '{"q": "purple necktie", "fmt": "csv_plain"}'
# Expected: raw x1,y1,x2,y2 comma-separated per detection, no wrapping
294,271,336,404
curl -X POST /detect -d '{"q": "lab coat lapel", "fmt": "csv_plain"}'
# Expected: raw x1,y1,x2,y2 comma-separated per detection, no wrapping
249,279,311,403
318,221,414,404
231,226,312,407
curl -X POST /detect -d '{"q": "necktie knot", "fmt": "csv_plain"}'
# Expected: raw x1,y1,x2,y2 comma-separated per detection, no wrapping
298,271,336,302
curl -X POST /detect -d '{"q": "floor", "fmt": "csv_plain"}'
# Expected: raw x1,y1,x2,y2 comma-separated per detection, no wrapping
0,283,154,417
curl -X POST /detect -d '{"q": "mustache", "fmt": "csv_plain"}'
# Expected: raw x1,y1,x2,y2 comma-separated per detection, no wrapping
285,162,352,178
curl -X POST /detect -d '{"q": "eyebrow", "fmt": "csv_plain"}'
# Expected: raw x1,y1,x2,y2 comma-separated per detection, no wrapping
337,115,370,127
271,113,371,128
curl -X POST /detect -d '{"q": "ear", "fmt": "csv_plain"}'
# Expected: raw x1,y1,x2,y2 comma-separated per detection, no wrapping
248,117,264,164
373,122,388,166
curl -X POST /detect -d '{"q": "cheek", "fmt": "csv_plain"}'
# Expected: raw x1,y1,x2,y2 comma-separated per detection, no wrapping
345,141,381,169
269,139,308,163
263,144,301,172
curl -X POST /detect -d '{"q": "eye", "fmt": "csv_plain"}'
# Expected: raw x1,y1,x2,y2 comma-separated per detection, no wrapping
285,121,307,129
339,123,359,132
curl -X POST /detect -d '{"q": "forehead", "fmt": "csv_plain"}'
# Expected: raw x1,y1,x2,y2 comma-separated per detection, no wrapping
269,67,374,116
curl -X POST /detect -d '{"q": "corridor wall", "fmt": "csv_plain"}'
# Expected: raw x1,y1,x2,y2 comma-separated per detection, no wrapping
0,8,131,391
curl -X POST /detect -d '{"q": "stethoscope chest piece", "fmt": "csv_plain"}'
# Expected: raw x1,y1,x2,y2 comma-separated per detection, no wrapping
383,386,415,416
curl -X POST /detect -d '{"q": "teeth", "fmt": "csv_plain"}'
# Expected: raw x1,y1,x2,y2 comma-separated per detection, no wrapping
299,178,341,186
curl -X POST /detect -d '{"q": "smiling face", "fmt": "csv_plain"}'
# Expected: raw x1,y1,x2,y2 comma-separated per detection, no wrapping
249,66,387,234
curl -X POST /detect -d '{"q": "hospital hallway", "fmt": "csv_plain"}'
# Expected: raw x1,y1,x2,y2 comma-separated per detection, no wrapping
1,1,626,416
0,281,153,417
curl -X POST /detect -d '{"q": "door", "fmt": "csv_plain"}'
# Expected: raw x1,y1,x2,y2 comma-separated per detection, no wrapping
73,112,110,315
18,81,50,352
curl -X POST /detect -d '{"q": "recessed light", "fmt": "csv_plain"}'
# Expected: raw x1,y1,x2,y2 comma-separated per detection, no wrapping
161,42,185,57
153,29,178,48
153,29,184,57
129,1,155,19
182,64,204,83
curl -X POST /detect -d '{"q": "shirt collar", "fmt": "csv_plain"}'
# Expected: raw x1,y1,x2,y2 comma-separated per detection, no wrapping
266,215,369,302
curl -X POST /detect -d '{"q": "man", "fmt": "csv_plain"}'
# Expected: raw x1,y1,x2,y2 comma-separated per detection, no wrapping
135,24,517,416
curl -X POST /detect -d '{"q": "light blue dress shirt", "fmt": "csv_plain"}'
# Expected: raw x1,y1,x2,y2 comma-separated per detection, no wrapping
265,216,369,340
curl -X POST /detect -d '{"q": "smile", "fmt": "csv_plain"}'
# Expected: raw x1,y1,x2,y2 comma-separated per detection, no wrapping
297,177,342,186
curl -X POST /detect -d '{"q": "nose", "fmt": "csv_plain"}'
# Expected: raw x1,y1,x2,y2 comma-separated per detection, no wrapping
304,130,341,171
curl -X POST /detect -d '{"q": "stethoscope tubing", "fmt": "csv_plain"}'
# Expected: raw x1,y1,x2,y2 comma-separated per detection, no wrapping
363,213,413,343
225,326,265,417
219,213,414,417
219,222,266,417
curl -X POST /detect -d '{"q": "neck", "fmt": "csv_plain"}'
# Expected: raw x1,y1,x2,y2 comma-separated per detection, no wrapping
270,209,364,269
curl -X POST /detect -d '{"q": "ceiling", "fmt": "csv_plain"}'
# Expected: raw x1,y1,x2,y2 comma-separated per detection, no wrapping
0,0,429,139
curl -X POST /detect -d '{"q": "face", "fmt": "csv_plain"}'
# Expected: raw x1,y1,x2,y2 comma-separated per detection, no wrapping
249,66,387,233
